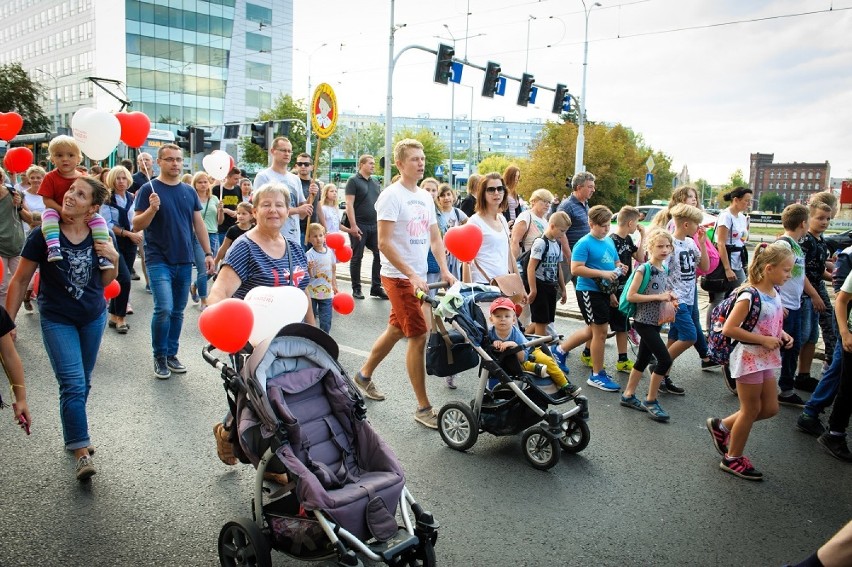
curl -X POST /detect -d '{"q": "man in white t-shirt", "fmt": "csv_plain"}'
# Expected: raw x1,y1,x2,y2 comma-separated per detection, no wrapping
353,139,457,429
253,137,310,244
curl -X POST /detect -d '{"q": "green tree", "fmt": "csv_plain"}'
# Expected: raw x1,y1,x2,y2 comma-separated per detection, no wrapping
340,122,385,158
388,128,447,181
476,154,516,178
1,63,51,134
238,94,309,167
759,191,784,213
711,168,750,206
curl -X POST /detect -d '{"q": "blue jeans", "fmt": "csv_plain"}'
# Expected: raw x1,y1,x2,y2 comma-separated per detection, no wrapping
312,298,332,333
668,302,697,343
41,310,107,450
147,262,192,358
691,291,708,359
799,296,820,344
779,307,802,394
192,234,218,299
804,316,843,417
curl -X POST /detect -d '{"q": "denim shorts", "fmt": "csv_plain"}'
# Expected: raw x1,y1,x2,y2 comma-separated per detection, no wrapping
668,302,697,343
800,296,821,344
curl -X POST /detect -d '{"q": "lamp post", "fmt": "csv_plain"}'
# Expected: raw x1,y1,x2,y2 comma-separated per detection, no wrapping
32,68,59,132
298,43,328,155
525,15,537,72
574,0,601,176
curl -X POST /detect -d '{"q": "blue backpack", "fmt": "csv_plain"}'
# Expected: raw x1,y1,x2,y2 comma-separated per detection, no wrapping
706,286,763,366
832,244,852,293
617,262,652,318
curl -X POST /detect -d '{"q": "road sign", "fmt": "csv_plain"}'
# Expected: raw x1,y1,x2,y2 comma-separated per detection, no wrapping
645,172,654,188
645,155,655,172
310,83,338,139
495,77,507,96
528,86,538,104
449,62,463,84
435,165,444,176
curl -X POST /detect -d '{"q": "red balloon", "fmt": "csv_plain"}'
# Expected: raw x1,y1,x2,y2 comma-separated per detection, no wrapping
332,292,355,315
3,147,33,174
335,245,353,263
444,223,483,263
103,279,121,300
114,111,151,148
0,257,4,286
229,155,236,171
0,112,23,142
198,298,255,353
326,232,345,250
32,271,39,296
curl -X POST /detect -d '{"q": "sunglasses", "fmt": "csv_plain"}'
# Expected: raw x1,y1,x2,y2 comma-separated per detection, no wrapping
485,186,506,194
296,162,312,167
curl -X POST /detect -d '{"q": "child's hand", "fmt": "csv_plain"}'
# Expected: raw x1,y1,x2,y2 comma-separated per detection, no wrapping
527,289,537,304
307,260,316,275
332,285,339,295
781,332,794,350
559,287,567,304
13,401,30,435
609,294,618,308
761,336,783,350
812,295,826,313
696,226,706,240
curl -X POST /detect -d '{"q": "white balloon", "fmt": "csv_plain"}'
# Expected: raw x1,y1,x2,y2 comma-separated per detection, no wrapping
202,150,231,181
72,109,121,160
244,286,309,346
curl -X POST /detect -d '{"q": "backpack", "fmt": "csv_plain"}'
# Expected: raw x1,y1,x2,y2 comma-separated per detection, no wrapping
832,244,852,293
517,236,551,285
617,262,652,318
706,286,763,365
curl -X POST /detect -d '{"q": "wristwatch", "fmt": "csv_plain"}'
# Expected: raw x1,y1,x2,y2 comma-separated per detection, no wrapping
205,253,213,257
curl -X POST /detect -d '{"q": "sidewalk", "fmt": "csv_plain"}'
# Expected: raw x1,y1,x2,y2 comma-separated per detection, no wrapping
335,250,829,360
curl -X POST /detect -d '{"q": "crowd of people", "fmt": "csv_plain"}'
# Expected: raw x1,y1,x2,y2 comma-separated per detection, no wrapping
2,135,850,500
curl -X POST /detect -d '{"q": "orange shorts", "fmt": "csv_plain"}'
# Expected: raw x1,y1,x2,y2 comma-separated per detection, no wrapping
382,275,428,338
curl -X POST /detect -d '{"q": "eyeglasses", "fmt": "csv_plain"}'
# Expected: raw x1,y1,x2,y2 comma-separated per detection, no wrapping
485,186,506,194
296,162,312,167
160,157,183,163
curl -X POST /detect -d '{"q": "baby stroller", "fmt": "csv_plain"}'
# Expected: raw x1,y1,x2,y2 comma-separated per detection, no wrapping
422,283,591,470
202,323,439,567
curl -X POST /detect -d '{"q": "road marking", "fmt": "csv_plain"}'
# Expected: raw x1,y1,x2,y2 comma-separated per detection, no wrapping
338,344,371,358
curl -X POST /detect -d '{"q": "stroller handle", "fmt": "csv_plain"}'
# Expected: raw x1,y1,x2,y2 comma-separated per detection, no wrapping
414,289,439,308
202,344,223,368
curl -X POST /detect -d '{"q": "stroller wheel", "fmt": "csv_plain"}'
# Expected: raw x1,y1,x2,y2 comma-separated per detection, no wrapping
218,517,272,567
521,427,560,470
438,402,479,452
559,417,591,454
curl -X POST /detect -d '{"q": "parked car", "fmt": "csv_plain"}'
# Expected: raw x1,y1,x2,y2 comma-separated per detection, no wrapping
610,205,717,240
826,229,852,254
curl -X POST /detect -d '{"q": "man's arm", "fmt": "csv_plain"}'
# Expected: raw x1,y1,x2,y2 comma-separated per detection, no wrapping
132,189,159,232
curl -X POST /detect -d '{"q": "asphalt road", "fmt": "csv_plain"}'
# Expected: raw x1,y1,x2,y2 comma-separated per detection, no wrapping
1,277,849,567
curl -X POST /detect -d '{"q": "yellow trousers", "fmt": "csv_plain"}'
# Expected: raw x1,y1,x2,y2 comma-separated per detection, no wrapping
522,347,568,388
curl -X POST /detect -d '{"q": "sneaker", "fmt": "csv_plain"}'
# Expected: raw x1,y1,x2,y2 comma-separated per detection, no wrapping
723,365,738,395
817,433,852,462
642,399,670,422
627,327,640,346
720,455,763,480
352,290,365,300
370,288,389,300
701,359,721,371
98,256,114,271
414,406,438,429
559,382,581,398
552,347,570,375
616,359,634,373
706,418,730,455
532,363,549,378
190,283,200,303
579,352,593,368
145,284,152,294
586,371,620,392
620,394,645,411
166,356,187,373
47,246,63,262
75,455,96,481
153,356,171,380
796,413,826,437
795,375,820,393
213,423,238,466
778,393,806,408
354,373,386,401
445,375,458,389
130,271,141,281
126,303,134,315
659,377,685,395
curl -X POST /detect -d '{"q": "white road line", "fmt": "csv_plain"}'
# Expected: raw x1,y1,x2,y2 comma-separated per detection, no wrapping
338,344,371,358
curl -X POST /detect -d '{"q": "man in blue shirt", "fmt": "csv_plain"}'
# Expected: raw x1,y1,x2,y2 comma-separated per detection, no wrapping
134,144,215,380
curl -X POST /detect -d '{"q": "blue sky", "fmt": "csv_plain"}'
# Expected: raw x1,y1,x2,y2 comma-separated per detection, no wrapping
294,0,852,185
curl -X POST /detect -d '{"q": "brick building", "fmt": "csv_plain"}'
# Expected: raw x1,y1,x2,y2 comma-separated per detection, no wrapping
749,153,831,208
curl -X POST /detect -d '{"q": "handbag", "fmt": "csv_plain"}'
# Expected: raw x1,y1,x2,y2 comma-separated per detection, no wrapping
658,299,677,324
425,316,479,377
473,258,526,304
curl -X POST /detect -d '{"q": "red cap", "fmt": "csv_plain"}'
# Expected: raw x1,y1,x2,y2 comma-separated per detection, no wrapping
489,297,517,314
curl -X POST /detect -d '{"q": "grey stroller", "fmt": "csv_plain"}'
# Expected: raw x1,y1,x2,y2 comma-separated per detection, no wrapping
203,323,438,567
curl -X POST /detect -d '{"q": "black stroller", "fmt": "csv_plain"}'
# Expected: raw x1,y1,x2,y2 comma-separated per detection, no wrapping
203,323,439,567
422,284,590,470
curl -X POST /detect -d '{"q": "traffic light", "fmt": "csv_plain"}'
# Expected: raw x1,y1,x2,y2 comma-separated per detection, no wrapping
517,73,535,107
176,128,191,152
552,83,570,114
274,120,290,138
251,122,269,150
482,61,502,98
194,127,212,153
434,43,455,85
629,178,637,192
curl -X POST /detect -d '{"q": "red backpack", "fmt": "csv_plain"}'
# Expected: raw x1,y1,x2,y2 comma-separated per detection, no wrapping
706,286,763,366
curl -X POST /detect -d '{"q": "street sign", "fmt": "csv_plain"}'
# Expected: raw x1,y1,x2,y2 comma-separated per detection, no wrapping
495,77,507,96
435,165,444,176
645,155,655,172
645,172,654,188
528,86,538,105
449,62,463,84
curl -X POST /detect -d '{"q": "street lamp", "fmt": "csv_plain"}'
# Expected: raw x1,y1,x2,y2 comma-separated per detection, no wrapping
574,0,602,176
32,68,59,132
297,43,328,155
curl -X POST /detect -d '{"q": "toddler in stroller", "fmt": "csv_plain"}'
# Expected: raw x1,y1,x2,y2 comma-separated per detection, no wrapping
422,283,591,470
203,323,439,567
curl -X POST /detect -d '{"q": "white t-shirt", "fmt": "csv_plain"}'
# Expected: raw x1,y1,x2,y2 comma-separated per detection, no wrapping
667,236,700,306
716,208,748,270
531,236,563,283
777,235,806,310
514,210,547,252
322,204,340,234
253,168,305,244
23,191,45,236
468,213,510,284
375,181,436,280
842,270,852,333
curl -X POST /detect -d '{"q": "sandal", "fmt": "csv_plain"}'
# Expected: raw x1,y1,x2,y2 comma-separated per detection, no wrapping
108,320,117,328
116,323,130,334
213,423,237,465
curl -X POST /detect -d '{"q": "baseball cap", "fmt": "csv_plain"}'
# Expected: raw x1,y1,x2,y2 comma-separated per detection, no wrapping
489,297,516,314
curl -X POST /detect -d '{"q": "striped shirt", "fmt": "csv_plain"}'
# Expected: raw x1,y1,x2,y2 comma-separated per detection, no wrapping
223,235,310,300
